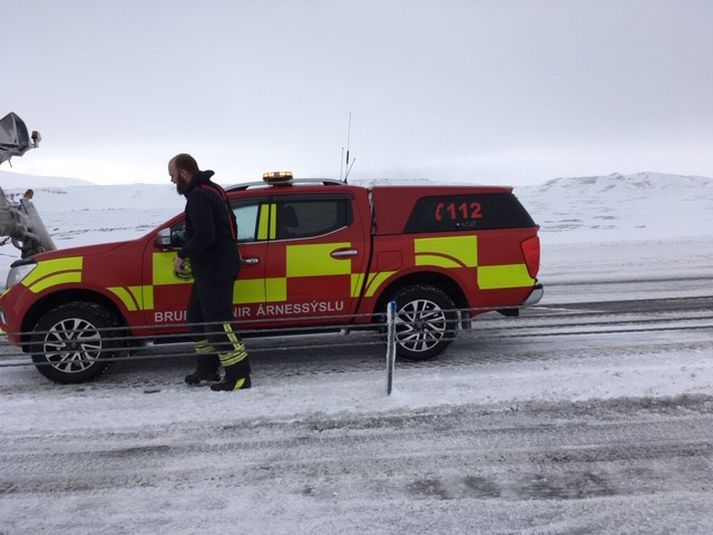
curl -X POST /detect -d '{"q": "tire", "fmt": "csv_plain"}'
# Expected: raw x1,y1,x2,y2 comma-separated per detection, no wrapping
30,302,122,384
388,284,458,361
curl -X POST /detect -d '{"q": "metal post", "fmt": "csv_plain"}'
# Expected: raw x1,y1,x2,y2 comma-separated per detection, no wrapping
386,300,397,396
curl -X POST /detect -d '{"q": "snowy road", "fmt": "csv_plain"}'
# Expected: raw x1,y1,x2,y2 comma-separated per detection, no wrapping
2,394,713,533
1,277,713,533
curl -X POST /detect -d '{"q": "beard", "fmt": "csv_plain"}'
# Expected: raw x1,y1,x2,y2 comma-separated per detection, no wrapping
175,180,188,195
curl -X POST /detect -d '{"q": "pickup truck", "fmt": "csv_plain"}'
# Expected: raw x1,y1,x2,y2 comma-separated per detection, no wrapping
0,175,543,383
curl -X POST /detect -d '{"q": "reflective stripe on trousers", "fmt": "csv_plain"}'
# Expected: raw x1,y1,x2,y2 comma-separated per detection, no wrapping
218,323,249,367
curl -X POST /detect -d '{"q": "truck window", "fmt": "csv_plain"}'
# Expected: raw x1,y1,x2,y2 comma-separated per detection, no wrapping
170,222,186,247
231,200,264,243
234,204,260,242
404,193,535,233
274,195,353,239
169,200,264,246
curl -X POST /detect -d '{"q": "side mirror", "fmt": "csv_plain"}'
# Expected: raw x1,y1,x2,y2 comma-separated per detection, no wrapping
155,228,171,248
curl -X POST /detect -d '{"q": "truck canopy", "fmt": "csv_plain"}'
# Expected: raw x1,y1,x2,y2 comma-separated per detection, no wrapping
368,185,540,235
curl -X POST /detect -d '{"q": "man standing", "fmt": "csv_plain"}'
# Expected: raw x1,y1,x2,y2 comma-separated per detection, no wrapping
168,153,251,391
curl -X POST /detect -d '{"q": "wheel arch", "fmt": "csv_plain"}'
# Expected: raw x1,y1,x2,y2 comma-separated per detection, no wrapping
371,271,468,323
20,289,128,351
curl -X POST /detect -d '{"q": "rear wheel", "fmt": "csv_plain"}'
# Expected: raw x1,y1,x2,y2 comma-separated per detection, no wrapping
388,285,458,361
30,302,122,384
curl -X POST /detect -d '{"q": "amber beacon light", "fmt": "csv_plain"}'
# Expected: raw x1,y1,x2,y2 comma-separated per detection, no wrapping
262,171,294,184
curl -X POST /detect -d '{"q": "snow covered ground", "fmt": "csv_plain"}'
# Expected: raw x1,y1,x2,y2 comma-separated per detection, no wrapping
0,171,712,533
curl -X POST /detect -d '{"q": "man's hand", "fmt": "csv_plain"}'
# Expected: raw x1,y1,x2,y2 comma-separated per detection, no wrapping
173,255,186,274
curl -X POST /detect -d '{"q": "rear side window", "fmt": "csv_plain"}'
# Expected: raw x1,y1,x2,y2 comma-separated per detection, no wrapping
404,193,535,233
275,195,353,239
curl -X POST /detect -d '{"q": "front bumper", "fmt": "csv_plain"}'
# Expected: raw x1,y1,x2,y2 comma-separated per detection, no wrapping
0,286,24,344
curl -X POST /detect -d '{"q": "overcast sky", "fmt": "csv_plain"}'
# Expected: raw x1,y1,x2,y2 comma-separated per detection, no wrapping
4,0,712,186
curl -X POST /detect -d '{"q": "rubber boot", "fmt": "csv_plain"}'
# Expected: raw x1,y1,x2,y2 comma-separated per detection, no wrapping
185,340,221,385
211,347,251,391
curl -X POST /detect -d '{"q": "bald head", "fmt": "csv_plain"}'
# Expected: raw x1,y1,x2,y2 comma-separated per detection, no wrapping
170,153,199,175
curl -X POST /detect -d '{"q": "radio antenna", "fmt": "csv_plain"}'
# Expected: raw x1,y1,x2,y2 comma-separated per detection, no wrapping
343,112,353,183
344,156,356,182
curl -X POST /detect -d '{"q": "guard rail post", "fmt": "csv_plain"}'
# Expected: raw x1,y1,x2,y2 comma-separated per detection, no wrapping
386,300,397,396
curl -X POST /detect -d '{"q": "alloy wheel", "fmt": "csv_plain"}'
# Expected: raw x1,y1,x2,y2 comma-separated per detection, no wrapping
42,318,103,373
395,298,448,353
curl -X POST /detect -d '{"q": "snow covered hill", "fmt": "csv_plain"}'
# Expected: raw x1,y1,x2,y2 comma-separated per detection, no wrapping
19,184,185,244
0,169,94,188
516,172,713,242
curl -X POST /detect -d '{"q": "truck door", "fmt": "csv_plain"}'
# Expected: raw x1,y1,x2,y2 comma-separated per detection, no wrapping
261,192,368,327
145,195,269,330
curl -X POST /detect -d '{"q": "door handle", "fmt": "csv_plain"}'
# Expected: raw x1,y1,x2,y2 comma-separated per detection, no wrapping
241,257,260,265
330,249,358,258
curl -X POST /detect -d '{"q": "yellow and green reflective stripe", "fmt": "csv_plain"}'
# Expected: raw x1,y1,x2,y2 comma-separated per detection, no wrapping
350,273,365,298
286,242,351,277
26,272,82,294
257,203,273,240
365,271,397,297
134,285,154,310
265,277,287,302
414,236,477,268
414,254,463,269
231,377,249,389
107,285,154,311
269,204,276,239
477,264,534,290
223,323,237,344
257,205,268,239
22,257,83,287
219,323,248,366
219,352,244,367
127,287,145,310
22,257,83,293
233,279,267,304
195,339,214,354
107,287,138,312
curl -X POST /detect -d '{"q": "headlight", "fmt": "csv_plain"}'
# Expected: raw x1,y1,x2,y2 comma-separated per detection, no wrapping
6,261,37,289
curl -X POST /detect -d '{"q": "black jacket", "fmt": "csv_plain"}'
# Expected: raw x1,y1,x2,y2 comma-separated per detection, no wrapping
178,170,239,282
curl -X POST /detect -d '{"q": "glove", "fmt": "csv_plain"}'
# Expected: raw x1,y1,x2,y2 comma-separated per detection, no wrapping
173,257,193,281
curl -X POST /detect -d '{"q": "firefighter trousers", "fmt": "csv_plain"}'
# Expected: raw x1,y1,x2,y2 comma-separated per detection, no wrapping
186,276,250,378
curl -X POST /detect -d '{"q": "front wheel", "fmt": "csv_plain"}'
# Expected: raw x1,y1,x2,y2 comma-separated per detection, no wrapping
30,302,122,384
388,285,458,361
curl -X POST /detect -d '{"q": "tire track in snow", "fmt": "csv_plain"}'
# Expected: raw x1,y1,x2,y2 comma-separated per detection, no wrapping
2,396,713,499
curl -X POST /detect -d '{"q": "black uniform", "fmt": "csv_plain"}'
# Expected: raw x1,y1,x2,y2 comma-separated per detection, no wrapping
179,170,250,386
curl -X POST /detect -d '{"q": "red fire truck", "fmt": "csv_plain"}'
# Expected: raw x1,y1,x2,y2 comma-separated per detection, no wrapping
0,173,543,383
